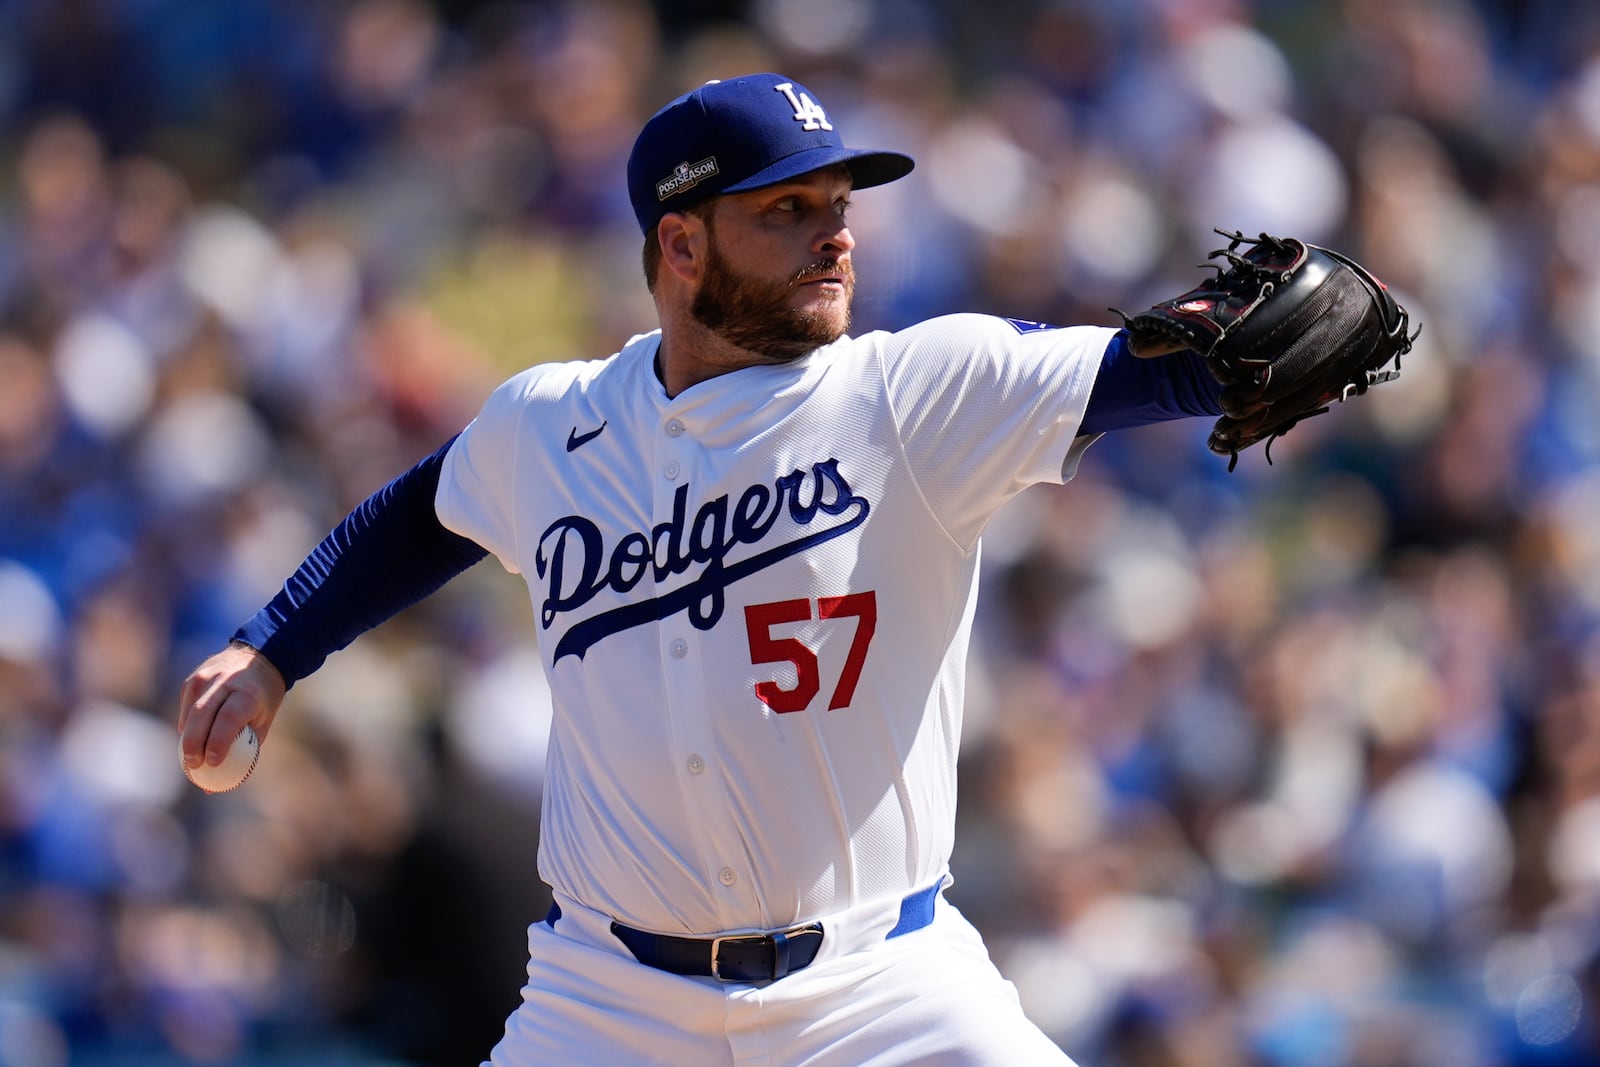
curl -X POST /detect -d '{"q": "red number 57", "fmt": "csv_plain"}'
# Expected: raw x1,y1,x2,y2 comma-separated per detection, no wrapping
743,592,878,714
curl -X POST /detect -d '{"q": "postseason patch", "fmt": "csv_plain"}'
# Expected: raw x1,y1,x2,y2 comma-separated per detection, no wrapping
1003,318,1061,334
657,157,719,201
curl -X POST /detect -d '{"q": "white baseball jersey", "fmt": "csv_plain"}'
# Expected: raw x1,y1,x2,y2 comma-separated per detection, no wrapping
436,313,1111,937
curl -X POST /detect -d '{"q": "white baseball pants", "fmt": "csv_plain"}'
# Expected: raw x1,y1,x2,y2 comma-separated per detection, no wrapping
482,888,1078,1066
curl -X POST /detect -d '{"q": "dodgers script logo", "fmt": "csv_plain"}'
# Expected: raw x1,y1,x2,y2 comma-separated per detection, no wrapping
536,459,869,661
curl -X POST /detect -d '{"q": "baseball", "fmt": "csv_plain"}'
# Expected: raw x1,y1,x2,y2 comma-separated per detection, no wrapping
182,723,261,793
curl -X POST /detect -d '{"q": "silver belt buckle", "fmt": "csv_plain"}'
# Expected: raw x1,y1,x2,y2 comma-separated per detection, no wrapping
708,922,815,981
708,932,765,981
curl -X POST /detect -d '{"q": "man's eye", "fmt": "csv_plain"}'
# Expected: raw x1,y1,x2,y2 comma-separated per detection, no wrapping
836,200,852,217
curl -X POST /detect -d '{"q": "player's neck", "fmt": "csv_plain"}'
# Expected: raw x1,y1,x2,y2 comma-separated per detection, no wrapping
654,315,795,398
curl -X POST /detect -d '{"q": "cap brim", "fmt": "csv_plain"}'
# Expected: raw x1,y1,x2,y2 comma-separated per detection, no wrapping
722,146,915,195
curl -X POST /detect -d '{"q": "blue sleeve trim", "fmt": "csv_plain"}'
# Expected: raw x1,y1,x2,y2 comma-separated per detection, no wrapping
232,434,490,687
1078,331,1223,435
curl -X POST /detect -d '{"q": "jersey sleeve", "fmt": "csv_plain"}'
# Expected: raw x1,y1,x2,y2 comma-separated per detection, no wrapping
878,314,1114,549
435,368,541,574
235,436,489,686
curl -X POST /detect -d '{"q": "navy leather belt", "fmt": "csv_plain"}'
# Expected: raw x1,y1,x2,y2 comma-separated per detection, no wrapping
606,881,942,983
611,919,824,982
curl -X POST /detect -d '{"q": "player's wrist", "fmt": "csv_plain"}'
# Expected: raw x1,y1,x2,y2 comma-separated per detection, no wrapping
1127,337,1190,359
226,636,288,690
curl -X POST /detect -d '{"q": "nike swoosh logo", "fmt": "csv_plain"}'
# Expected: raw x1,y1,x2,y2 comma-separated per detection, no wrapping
566,421,607,452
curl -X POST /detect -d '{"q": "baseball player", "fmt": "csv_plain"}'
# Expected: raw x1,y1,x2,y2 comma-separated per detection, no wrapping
178,73,1228,1065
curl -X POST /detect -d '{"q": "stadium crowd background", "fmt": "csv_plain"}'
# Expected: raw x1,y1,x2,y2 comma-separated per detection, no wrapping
2,0,1600,1063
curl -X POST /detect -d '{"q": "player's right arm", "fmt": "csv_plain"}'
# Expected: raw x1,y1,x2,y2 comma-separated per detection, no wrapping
177,434,489,771
178,640,286,771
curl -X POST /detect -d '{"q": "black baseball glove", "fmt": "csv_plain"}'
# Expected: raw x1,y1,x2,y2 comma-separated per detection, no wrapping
1120,230,1417,470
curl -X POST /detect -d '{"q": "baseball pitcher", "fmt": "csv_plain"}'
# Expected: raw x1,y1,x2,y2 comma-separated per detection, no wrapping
177,73,1410,1065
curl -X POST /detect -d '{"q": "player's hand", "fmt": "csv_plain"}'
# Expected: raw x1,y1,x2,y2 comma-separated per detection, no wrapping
177,642,287,771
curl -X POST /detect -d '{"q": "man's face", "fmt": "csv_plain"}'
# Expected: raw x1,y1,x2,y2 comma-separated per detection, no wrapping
689,166,857,361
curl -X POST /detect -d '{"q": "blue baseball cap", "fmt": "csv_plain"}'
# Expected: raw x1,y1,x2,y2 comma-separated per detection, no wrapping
626,73,915,234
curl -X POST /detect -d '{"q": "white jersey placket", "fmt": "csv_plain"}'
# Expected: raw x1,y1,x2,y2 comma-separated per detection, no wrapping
652,400,754,930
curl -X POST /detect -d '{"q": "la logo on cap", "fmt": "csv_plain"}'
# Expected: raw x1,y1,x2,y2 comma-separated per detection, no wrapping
774,82,832,131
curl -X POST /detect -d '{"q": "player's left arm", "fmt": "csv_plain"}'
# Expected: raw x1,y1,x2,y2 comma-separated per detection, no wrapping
1078,331,1223,435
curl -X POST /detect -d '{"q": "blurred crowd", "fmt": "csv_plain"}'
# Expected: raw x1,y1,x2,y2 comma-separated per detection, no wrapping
3,0,1600,1064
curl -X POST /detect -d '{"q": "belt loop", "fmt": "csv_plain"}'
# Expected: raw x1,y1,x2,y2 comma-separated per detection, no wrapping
886,881,940,939
771,930,791,979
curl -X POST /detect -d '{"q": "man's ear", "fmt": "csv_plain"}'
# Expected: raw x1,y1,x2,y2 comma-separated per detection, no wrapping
658,210,707,285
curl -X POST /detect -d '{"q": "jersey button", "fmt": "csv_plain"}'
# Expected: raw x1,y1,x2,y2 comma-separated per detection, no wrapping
664,461,681,480
718,867,737,887
670,639,688,658
665,418,685,437
687,754,705,774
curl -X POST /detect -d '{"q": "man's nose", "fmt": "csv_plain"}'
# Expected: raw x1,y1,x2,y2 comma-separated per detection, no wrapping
817,221,855,255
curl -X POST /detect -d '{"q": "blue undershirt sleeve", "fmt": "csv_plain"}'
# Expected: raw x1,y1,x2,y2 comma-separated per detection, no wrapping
1078,330,1224,435
232,434,491,688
